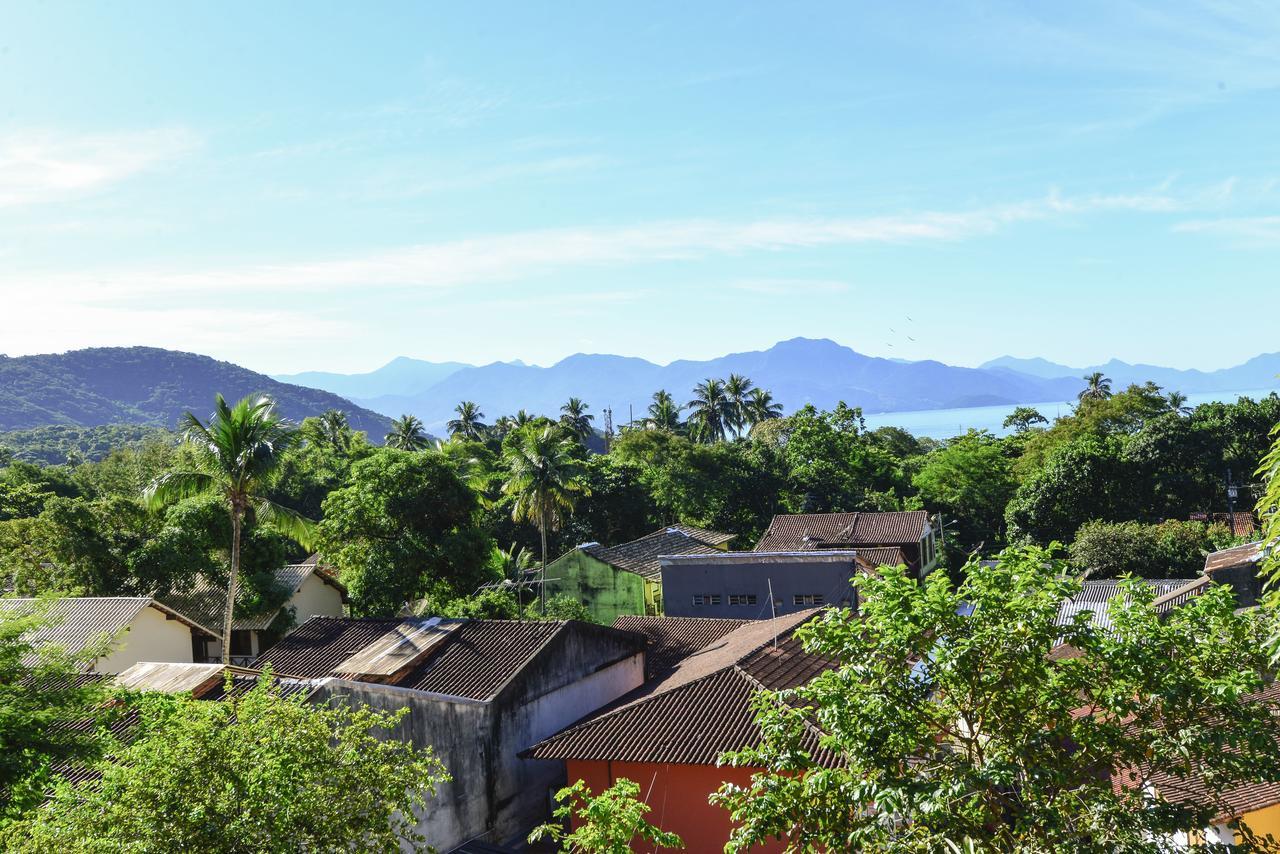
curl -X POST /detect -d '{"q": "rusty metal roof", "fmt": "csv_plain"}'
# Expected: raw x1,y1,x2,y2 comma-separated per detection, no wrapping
581,526,729,581
1204,541,1267,575
334,618,460,681
754,511,929,551
526,609,838,767
252,616,571,701
613,614,751,678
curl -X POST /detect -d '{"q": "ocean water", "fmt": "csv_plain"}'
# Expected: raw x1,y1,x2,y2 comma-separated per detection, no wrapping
860,387,1280,440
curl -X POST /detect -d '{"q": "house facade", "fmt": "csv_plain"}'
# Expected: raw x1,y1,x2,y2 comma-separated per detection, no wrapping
660,550,861,618
538,525,734,623
754,510,938,577
1202,541,1270,608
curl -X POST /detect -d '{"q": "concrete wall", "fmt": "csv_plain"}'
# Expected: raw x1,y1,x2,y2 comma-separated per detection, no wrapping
542,550,652,624
661,554,858,619
95,605,196,674
289,572,346,623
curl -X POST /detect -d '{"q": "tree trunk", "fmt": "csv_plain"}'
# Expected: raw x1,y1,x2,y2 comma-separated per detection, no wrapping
539,508,548,616
223,508,242,666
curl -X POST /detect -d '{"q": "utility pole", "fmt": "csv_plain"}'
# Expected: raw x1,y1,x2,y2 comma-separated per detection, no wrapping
603,407,614,452
1226,468,1239,533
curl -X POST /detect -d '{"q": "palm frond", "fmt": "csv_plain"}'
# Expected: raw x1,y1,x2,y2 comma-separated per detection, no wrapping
252,497,319,551
142,470,217,510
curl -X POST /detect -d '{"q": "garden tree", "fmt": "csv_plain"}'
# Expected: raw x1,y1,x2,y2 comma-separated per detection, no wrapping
911,430,1015,555
714,548,1280,852
560,397,595,442
724,373,755,438
319,449,494,615
0,462,81,521
271,418,374,521
1006,435,1141,545
1070,519,1233,579
1079,370,1113,402
70,438,180,500
385,414,429,451
6,675,449,852
502,426,586,612
744,387,783,433
1256,419,1280,658
0,599,117,821
529,778,684,853
1016,382,1171,477
562,454,659,548
447,400,488,440
686,378,734,443
534,593,594,622
780,403,902,512
144,394,316,664
644,389,682,432
1002,405,1048,432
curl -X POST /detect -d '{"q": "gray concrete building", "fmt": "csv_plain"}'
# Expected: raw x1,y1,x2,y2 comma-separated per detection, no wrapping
659,550,862,619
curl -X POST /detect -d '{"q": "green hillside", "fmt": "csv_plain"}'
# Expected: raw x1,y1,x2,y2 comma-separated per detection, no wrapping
0,347,390,438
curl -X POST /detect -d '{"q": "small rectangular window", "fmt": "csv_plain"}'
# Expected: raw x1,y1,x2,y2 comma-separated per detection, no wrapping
692,593,722,606
792,594,824,606
728,594,757,606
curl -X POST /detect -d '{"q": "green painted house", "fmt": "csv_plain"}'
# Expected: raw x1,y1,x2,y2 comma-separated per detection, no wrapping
541,525,735,624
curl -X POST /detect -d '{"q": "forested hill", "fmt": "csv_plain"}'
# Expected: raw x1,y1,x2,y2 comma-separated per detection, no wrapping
0,347,390,436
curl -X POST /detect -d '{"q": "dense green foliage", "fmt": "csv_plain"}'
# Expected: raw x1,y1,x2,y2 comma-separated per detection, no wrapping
1070,519,1236,578
0,600,118,821
713,548,1280,851
0,424,175,466
529,777,684,853
5,674,448,852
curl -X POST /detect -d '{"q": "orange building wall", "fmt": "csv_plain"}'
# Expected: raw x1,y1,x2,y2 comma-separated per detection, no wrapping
1241,802,1280,842
565,759,787,853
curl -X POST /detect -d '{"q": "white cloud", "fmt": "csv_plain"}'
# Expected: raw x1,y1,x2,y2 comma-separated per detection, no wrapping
1173,215,1280,244
0,128,199,209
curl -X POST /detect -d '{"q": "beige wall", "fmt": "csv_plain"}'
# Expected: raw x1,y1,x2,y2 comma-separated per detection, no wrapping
95,606,195,674
288,573,345,623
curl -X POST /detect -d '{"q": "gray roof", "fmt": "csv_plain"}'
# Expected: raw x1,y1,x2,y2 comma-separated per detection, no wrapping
579,526,731,581
1056,579,1189,632
0,597,219,662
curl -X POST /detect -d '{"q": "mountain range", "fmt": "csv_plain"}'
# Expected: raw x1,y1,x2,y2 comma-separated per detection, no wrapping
0,347,390,435
274,337,1275,433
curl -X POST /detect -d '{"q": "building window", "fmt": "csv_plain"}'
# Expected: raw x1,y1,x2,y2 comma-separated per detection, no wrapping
793,594,824,606
692,594,722,606
728,594,757,606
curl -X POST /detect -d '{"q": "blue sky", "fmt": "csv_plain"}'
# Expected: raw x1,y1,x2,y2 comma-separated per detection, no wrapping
2,1,1278,374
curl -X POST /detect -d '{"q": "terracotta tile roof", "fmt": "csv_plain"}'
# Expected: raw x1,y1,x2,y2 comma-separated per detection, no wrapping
252,616,573,701
754,511,929,551
1204,541,1268,575
581,527,728,581
853,546,910,571
1190,512,1258,539
0,597,218,663
525,609,839,767
1058,579,1189,633
665,524,737,547
613,614,751,678
156,558,346,634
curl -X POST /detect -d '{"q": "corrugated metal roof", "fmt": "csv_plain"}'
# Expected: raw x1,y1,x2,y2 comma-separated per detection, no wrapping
0,597,218,663
1057,579,1189,632
252,617,569,701
613,614,751,678
754,511,929,551
582,527,729,581
1152,576,1214,614
334,618,459,680
1205,541,1267,574
526,609,837,767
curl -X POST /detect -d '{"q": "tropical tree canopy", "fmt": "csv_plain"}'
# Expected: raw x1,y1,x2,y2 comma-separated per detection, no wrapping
1079,371,1114,402
447,401,488,441
645,390,682,432
560,397,595,442
714,547,1280,852
385,414,429,451
686,378,735,443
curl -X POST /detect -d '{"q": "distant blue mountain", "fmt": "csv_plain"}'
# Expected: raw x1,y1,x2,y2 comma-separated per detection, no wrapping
981,352,1280,394
273,357,471,401
350,338,1088,432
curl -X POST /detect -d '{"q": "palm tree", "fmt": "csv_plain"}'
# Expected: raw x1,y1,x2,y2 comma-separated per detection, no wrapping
495,541,536,613
1167,391,1191,415
1078,372,1113,403
385,414,428,450
559,398,595,442
501,427,586,613
686,378,734,443
724,374,755,438
645,390,682,432
447,401,488,440
143,394,315,664
512,410,536,429
306,409,351,453
744,388,783,433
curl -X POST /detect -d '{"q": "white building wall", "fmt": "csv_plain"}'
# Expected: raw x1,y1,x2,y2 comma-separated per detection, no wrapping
288,574,345,623
94,606,195,674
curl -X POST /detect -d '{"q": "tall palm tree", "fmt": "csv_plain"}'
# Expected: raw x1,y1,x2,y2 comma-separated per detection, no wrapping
686,378,734,443
447,401,488,440
1078,372,1113,403
307,409,351,453
1167,391,1191,415
559,398,595,442
745,387,784,433
724,374,755,438
501,427,586,613
143,394,315,664
385,414,428,450
495,541,536,614
512,409,536,428
645,390,682,432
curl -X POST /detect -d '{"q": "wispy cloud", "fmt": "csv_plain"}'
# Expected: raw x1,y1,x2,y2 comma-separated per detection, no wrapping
1173,215,1280,245
6,189,1182,301
732,278,852,296
0,128,199,209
